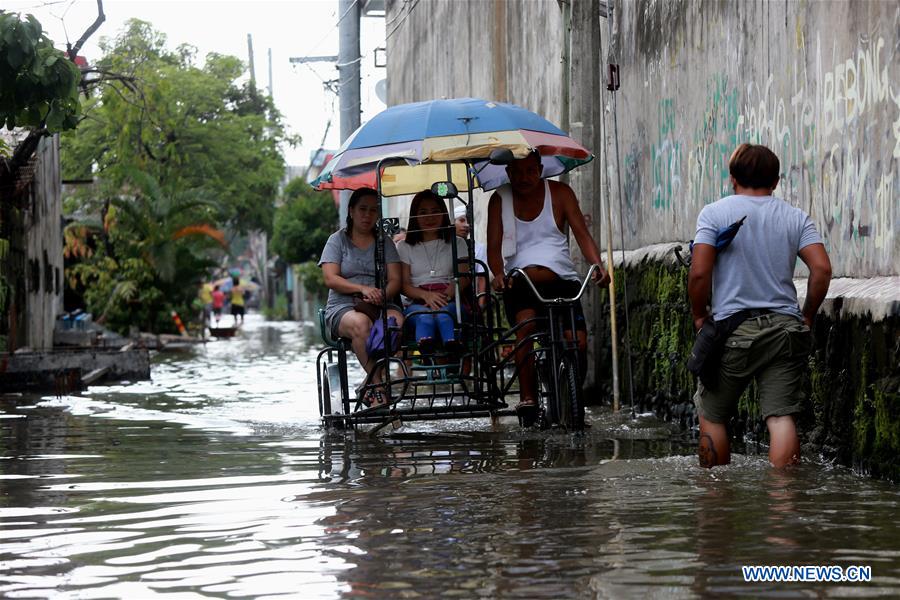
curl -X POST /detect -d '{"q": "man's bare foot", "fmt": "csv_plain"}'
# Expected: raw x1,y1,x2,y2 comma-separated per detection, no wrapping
516,398,539,427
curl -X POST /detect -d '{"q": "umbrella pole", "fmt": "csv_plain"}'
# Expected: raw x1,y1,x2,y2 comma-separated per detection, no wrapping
446,164,463,326
375,160,391,401
449,196,462,325
465,163,481,400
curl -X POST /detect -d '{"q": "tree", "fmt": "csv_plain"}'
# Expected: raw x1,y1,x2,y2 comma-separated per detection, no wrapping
0,13,81,132
65,170,227,333
0,4,104,188
60,20,293,234
270,178,338,264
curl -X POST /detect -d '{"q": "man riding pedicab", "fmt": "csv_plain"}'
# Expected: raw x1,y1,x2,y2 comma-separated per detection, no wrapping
487,150,610,420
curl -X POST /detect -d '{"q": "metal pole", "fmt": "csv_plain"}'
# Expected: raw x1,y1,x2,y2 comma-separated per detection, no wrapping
607,0,635,417
559,0,571,135
599,13,620,414
338,0,361,226
465,163,481,400
267,47,273,97
247,34,256,85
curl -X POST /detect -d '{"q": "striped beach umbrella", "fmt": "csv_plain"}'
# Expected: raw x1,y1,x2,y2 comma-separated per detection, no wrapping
312,98,592,196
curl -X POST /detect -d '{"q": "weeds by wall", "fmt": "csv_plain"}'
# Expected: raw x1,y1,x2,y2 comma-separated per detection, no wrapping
593,250,899,481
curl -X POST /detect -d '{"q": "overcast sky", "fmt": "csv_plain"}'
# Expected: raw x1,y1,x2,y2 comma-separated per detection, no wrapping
5,0,387,167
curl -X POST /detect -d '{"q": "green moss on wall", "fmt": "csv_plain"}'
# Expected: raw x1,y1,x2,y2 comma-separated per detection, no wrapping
871,382,900,481
593,257,899,481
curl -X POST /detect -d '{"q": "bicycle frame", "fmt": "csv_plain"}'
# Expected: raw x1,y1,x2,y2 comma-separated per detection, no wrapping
503,265,598,423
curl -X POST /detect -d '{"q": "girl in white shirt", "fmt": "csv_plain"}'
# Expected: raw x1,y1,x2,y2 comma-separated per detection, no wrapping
397,191,469,354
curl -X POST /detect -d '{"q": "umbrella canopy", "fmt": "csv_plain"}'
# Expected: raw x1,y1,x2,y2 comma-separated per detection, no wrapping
212,277,260,292
312,98,592,196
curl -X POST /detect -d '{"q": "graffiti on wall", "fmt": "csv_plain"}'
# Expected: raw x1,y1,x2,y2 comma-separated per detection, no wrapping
626,30,898,274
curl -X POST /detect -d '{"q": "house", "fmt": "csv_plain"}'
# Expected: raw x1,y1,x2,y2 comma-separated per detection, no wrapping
0,133,63,352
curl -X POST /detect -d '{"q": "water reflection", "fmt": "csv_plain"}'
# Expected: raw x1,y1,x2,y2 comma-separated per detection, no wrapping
0,314,897,598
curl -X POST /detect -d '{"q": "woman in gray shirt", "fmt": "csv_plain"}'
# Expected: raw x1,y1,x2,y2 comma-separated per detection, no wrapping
318,188,403,405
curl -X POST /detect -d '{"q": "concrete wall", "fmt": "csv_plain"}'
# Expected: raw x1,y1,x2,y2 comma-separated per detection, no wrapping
24,136,64,349
1,134,63,351
611,0,899,277
385,0,615,387
387,0,899,278
386,0,561,112
384,0,567,240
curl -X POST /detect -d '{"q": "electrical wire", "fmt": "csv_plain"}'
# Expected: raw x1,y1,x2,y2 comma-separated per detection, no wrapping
384,0,411,27
386,0,420,40
303,0,359,59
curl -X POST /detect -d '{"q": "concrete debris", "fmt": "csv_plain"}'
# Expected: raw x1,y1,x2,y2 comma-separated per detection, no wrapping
0,348,150,393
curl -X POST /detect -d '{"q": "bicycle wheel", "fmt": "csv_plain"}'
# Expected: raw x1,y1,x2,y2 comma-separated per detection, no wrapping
319,363,329,417
556,353,585,431
321,364,349,430
529,352,552,429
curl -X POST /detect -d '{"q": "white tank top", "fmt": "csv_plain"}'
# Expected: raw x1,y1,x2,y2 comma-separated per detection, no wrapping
504,181,579,280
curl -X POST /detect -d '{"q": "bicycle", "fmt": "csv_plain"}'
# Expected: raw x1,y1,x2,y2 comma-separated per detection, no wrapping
502,264,600,431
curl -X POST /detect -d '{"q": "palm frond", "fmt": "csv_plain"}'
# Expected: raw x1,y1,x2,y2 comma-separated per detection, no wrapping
97,279,138,322
171,224,227,248
63,221,103,259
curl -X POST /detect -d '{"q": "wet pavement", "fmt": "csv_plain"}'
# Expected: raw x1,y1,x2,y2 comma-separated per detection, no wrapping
1,314,899,598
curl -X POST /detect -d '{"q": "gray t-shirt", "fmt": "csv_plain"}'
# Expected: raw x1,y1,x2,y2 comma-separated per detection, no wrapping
318,230,400,323
694,194,822,321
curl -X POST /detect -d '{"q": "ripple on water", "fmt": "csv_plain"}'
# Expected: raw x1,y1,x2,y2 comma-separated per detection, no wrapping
1,315,898,598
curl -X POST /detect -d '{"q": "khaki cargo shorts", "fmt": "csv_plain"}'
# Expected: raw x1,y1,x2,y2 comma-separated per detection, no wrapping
694,313,812,424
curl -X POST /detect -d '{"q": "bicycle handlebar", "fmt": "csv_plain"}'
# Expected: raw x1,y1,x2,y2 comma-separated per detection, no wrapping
506,264,600,304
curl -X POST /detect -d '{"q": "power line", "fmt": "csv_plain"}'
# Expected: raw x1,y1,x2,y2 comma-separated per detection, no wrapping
303,0,359,59
384,0,411,27
386,0,420,40
290,57,340,97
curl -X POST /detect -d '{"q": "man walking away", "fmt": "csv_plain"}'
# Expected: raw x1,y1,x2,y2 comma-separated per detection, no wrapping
689,143,832,468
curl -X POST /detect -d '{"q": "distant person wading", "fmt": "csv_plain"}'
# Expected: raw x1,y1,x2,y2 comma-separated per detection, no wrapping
230,277,245,325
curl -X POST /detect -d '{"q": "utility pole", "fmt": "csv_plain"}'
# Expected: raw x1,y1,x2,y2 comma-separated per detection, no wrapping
248,33,271,310
289,0,361,222
267,47,273,97
247,33,256,86
337,0,361,225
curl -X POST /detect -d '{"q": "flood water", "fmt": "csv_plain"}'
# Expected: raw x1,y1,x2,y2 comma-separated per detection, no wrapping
2,314,899,598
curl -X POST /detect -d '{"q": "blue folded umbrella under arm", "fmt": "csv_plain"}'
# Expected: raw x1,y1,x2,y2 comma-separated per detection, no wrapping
689,215,747,255
675,215,747,267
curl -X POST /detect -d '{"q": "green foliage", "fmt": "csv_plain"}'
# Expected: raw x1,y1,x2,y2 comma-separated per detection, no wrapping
65,172,225,334
295,260,327,299
59,18,294,332
262,294,290,321
70,253,166,333
60,19,293,234
0,12,81,132
271,178,337,265
0,273,8,315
